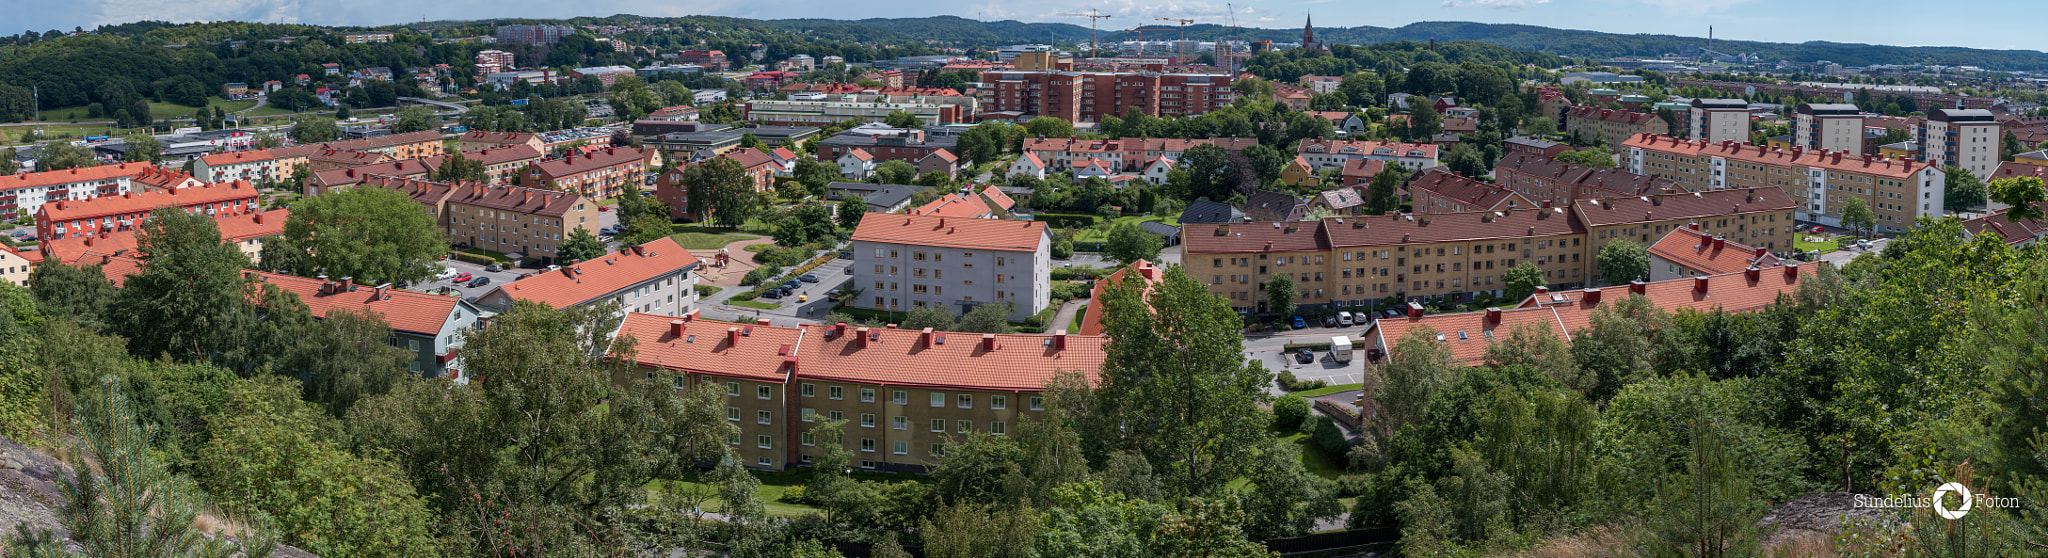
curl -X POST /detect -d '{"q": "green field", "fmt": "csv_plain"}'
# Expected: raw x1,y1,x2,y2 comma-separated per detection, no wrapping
670,224,758,250
646,468,922,518
1794,237,1840,255
729,300,781,310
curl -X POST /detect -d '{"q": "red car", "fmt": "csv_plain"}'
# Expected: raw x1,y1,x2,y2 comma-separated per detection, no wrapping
451,272,474,282
1811,226,1825,233
599,205,614,211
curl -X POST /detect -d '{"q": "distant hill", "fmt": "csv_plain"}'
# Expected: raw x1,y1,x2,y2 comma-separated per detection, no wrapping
745,16,2048,71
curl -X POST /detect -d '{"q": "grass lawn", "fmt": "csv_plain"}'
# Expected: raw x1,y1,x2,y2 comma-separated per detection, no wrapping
457,247,513,259
669,224,758,250
1281,431,1351,479
646,467,923,518
743,243,773,253
1072,215,1171,242
1794,237,1840,255
730,300,781,310
1290,383,1366,398
1068,305,1087,334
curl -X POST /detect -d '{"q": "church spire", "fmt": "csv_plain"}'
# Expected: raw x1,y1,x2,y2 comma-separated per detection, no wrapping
1303,12,1315,46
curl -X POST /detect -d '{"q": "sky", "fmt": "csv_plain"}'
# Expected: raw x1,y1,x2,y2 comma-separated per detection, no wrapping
7,0,2044,53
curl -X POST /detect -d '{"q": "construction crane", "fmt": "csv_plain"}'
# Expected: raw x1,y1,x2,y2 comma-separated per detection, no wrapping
1224,3,1242,74
1125,25,1180,56
1156,17,1195,63
1058,10,1112,58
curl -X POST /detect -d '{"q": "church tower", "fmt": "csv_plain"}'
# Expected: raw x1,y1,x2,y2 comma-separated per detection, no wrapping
1303,13,1316,48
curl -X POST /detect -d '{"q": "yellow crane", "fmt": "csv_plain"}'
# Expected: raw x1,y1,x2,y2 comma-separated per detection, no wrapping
1058,10,1113,57
1126,25,1180,56
1155,18,1195,63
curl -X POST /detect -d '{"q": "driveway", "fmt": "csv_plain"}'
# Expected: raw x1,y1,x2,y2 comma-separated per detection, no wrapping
413,258,526,299
700,257,854,326
1818,237,1887,267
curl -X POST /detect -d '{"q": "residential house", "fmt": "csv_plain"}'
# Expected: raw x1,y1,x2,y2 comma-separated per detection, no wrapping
837,149,877,180
1493,153,1679,206
1241,190,1304,222
1007,152,1047,179
1505,136,1571,159
1295,139,1439,172
1076,260,1165,336
1340,159,1387,187
255,272,483,378
827,182,931,214
916,150,959,179
1141,157,1175,186
1309,187,1367,216
1177,200,1245,225
130,167,204,192
907,193,992,219
1280,156,1321,188
1022,137,1259,172
1565,106,1670,147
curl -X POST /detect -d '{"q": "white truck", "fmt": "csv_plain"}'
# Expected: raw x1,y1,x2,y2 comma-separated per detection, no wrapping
1330,336,1354,364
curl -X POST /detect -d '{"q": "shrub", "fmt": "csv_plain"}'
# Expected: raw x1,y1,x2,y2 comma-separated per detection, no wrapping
740,265,784,287
1049,282,1090,302
1033,213,1098,229
693,284,722,297
1305,413,1354,455
1273,396,1309,431
1275,370,1329,392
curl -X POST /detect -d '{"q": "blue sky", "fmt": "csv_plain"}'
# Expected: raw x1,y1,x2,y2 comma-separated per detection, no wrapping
9,0,2042,53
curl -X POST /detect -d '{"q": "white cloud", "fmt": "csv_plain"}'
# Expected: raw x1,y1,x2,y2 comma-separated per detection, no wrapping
1630,0,1756,16
1440,0,1549,9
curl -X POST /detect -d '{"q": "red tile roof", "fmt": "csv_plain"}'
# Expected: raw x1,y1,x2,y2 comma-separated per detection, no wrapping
620,312,803,383
306,149,392,166
1960,201,2048,246
200,149,275,166
980,185,1015,211
1646,225,1781,276
427,145,544,168
1367,305,1570,366
1022,137,1261,156
909,193,992,219
40,209,285,264
722,147,778,171
247,271,463,336
1408,169,1531,211
1572,186,1795,228
852,213,1046,251
0,163,155,192
459,130,536,145
130,167,201,190
1303,110,1353,123
40,181,258,223
314,158,433,188
924,149,958,163
488,237,698,309
800,324,1106,391
1621,134,1934,179
845,149,873,161
533,146,648,176
1077,260,1162,336
1297,139,1438,159
76,252,146,288
1991,161,2048,182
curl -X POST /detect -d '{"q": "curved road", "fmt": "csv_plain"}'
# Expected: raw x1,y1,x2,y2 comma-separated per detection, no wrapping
397,96,470,116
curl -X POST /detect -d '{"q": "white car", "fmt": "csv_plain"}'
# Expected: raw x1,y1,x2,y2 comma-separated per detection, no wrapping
435,267,457,279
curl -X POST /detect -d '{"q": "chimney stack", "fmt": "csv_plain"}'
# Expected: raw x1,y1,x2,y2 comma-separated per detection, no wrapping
1745,266,1761,281
1407,302,1425,318
1054,331,1068,350
1753,246,1768,259
340,277,353,291
1689,222,1700,231
756,318,772,326
670,320,686,337
857,326,872,348
835,322,848,337
886,324,898,329
1583,288,1603,304
1693,276,1710,293
1534,285,1550,295
727,327,741,346
921,327,934,349
1630,280,1647,295
1485,307,1501,323
254,213,264,224
1786,262,1801,279
1712,237,1726,250
981,334,997,352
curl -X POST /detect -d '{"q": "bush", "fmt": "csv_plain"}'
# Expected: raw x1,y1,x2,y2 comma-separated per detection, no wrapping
1033,213,1098,229
1049,267,1114,281
1305,414,1354,455
1049,282,1090,302
1273,396,1310,431
741,265,784,287
1275,370,1329,392
693,284,722,298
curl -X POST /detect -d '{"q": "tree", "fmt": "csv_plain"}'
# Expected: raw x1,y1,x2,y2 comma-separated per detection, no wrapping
684,157,764,228
1503,262,1545,303
1571,294,1667,401
434,150,487,183
1632,412,1769,556
616,182,651,223
618,211,676,248
1024,116,1074,139
1242,144,1285,183
1263,273,1296,319
335,105,351,120
8,377,278,558
113,208,308,373
1406,103,1443,141
956,302,1016,334
1443,144,1487,178
1596,238,1649,285
793,156,839,197
921,502,1041,558
1553,147,1616,168
1524,116,1557,136
122,133,161,164
1146,497,1275,558
739,132,765,151
956,122,1008,167
837,194,867,231
275,186,447,284
27,260,116,331
608,76,662,122
391,105,435,133
1103,221,1162,266
1090,267,1272,497
875,160,917,185
1839,196,1877,236
1944,165,1989,212
1180,144,1234,201
1990,176,2047,223
884,110,922,129
558,226,607,264
1241,440,1343,540
900,305,956,332
1365,166,1403,214
288,309,416,418
36,142,97,171
1375,326,1458,437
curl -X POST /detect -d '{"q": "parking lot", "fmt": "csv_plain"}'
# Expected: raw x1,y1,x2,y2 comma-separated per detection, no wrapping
410,258,530,299
744,258,855,318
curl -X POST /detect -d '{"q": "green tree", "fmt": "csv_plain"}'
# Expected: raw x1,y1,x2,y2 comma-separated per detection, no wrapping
1405,103,1443,141
1264,273,1296,318
956,302,1016,334
1024,116,1074,139
875,160,917,185
36,142,98,171
618,211,676,248
921,501,1041,558
956,122,1008,167
616,182,650,223
1180,144,1234,201
1240,440,1343,540
1524,116,1557,136
276,186,447,284
27,260,116,331
7,377,278,558
1596,238,1649,285
608,76,662,122
793,156,839,197
739,132,765,151
195,376,435,557
1553,146,1617,168
837,194,867,231
1090,267,1272,497
884,110,922,129
1632,412,1769,557
1990,176,2047,223
1147,497,1275,558
390,105,435,133
1571,294,1668,402
122,133,161,164
900,304,956,332
1839,196,1877,236
684,157,764,228
288,309,416,418
113,208,311,374
1944,166,1989,212
1375,326,1458,437
1103,221,1162,266
1503,262,1545,303
1365,166,1404,214
433,150,487,183
557,226,607,264
0,283,41,445
1242,144,1286,183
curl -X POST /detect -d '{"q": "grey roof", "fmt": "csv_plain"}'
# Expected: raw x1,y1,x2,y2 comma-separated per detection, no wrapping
1880,140,1918,151
1178,200,1245,224
1691,98,1749,109
1506,136,1565,150
1797,103,1861,116
1929,108,1997,122
1139,221,1181,237
1241,190,1304,222
827,181,929,210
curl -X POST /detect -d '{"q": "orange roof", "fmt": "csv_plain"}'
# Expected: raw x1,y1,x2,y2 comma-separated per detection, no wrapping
535,147,647,177
924,149,958,163
76,252,146,288
723,147,778,171
1297,139,1438,159
1367,305,1570,366
1646,226,1781,276
247,271,464,336
1077,260,1162,336
39,181,258,223
488,237,699,309
907,193,991,219
0,163,154,192
980,185,1015,211
1571,186,1795,228
851,213,1046,251
1407,169,1532,211
1621,134,1934,179
131,167,201,190
41,209,285,264
618,312,802,383
460,130,536,144
1960,201,2048,246
800,325,1106,391
200,149,276,166
845,149,874,161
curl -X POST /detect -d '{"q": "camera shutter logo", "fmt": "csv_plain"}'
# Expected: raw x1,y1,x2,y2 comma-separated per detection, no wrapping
1933,482,1973,520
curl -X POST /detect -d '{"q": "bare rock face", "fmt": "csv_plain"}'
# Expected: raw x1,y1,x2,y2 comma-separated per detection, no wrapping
1758,491,1897,548
0,434,321,558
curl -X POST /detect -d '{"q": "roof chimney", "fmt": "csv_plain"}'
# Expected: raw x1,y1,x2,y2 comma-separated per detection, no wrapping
1693,276,1710,293
1712,237,1726,250
1534,285,1549,295
1407,302,1425,318
1054,331,1068,350
1583,288,1603,304
670,320,686,337
857,326,872,348
1630,280,1646,295
727,327,741,346
254,213,264,224
834,322,848,337
1786,262,1800,279
1485,307,1501,323
920,327,935,348
340,277,353,291
1689,222,1700,231
1745,266,1761,282
886,323,897,329
1753,246,1768,259
981,333,997,352
756,318,772,326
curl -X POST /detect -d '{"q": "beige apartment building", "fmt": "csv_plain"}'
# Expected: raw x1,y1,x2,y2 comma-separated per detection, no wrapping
1795,103,1865,156
1623,134,1940,231
364,176,602,264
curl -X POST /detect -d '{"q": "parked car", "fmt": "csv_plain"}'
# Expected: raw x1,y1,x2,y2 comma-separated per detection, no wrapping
781,280,802,290
1337,311,1355,326
599,205,614,212
1811,226,1826,233
799,273,820,283
1856,239,1873,251
451,273,473,283
470,277,491,288
435,268,458,279
485,263,504,272
1291,316,1307,329
1321,316,1338,327
545,265,561,272
761,289,784,299
1294,348,1314,363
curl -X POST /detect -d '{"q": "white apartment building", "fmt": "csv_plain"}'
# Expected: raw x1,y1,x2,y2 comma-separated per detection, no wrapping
850,213,1052,322
1921,108,2001,180
475,236,701,317
0,162,154,218
1689,98,1751,144
1795,103,1866,156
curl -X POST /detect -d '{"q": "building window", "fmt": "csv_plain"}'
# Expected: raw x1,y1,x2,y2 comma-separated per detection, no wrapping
860,413,876,428
958,394,973,409
757,386,772,400
861,439,876,452
1030,397,1044,411
829,410,844,421
957,420,972,433
991,395,1006,410
892,416,907,430
758,410,773,425
757,435,772,449
728,433,739,445
801,432,815,446
930,392,945,407
893,441,908,455
891,390,908,405
992,421,1007,436
726,407,739,421
930,443,945,457
829,386,843,400
802,408,816,422
930,419,945,432
860,388,876,403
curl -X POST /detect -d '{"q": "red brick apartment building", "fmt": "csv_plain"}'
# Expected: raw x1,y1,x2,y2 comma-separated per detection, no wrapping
980,70,1235,121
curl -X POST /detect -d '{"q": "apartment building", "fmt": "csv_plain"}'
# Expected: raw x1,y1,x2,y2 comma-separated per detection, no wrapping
37,209,285,265
1295,139,1439,172
979,70,1235,121
1364,264,1813,366
1645,224,1783,282
1921,108,2001,180
497,24,573,45
1408,169,1536,214
741,92,975,126
256,272,483,378
850,214,1051,322
298,148,393,173
194,149,282,183
37,181,260,242
454,130,546,153
0,245,33,287
1795,103,1866,156
341,31,394,44
1689,99,1752,144
477,237,699,315
431,146,545,185
818,125,959,166
475,50,516,75
571,66,636,88
1493,153,1679,205
130,167,204,192
676,50,730,70
521,147,653,200
275,131,445,164
0,162,156,218
1564,106,1670,147
360,176,602,265
1622,134,1940,231
614,313,1107,471
1505,136,1571,159
1573,187,1799,278
1023,137,1259,171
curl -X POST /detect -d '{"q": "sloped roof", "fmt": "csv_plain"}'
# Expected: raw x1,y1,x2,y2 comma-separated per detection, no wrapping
851,213,1045,251
533,146,648,176
40,181,258,222
1646,226,1782,276
800,326,1106,391
0,163,154,191
980,185,1016,211
1078,260,1161,336
1242,190,1304,222
247,270,462,336
1316,187,1365,210
620,312,803,383
200,149,275,166
1408,169,1530,211
487,237,699,309
1572,186,1796,228
1622,134,1934,179
41,209,286,264
1178,200,1244,224
1296,139,1438,159
1960,201,2048,246
908,193,992,219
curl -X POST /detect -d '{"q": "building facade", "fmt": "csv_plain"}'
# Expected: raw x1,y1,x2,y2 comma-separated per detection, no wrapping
521,147,652,200
850,214,1051,322
1565,106,1671,148
1795,103,1866,156
1921,108,2001,180
979,70,1235,121
0,162,156,218
1622,134,1942,231
1689,99,1752,144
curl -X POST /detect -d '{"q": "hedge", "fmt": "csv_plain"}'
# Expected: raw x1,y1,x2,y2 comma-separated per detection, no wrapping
451,251,507,266
1033,213,1098,229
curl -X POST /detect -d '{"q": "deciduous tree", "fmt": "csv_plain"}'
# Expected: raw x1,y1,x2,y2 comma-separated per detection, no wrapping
1839,196,1876,236
558,226,606,264
1596,238,1649,285
684,157,763,228
1990,175,2047,223
1264,273,1295,318
27,260,116,331
275,186,446,284
1503,262,1545,302
1103,221,1162,266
